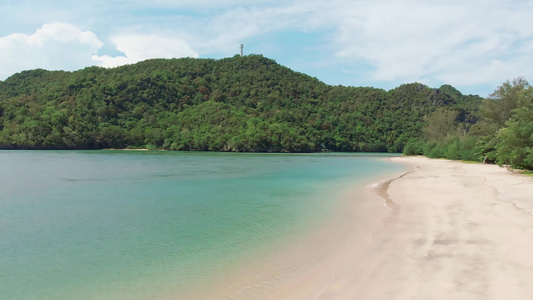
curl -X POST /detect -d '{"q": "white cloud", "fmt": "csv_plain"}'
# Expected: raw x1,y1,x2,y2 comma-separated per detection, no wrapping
127,0,284,9
93,34,198,68
0,22,199,80
177,0,533,91
321,0,533,88
2,1,533,94
170,2,327,54
0,23,103,80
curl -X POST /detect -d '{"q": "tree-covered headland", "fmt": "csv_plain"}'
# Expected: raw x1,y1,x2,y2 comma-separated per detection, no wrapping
0,55,530,169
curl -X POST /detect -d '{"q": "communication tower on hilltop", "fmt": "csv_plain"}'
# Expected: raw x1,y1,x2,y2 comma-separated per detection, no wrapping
240,43,244,57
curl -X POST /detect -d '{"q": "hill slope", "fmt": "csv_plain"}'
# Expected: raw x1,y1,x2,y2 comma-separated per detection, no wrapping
0,55,482,152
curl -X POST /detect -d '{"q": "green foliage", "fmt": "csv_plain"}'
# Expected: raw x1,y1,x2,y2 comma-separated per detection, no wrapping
423,108,459,141
481,78,529,129
0,56,480,153
494,87,533,169
402,139,424,155
411,77,533,170
520,170,533,177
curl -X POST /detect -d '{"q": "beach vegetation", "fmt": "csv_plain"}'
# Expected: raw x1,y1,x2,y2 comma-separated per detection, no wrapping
402,138,424,156
411,77,533,170
494,86,533,169
520,170,533,177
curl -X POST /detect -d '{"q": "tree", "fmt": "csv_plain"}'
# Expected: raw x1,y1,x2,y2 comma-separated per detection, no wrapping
472,78,531,166
495,87,533,169
422,108,459,141
480,77,529,129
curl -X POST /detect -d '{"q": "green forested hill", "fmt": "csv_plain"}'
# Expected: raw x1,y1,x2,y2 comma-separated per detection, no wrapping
0,55,482,152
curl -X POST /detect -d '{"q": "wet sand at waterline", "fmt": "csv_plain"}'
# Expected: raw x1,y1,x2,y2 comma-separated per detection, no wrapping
196,156,533,300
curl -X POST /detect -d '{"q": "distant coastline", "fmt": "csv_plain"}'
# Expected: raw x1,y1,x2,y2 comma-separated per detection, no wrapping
102,148,150,151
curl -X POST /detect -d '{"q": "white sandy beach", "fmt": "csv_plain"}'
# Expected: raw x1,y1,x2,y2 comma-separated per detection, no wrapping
275,156,533,300
361,156,533,300
190,156,533,300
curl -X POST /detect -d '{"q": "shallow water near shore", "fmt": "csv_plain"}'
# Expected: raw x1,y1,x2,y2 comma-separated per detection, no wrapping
0,151,404,299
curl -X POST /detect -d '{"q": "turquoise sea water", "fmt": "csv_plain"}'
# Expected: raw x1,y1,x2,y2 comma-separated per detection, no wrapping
0,151,403,299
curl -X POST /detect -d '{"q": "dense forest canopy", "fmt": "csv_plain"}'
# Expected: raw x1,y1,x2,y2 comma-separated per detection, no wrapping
0,55,491,155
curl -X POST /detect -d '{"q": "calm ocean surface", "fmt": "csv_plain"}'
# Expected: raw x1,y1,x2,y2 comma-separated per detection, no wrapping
0,151,404,299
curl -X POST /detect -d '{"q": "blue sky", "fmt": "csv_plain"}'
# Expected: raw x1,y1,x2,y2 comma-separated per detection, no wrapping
1,0,533,97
